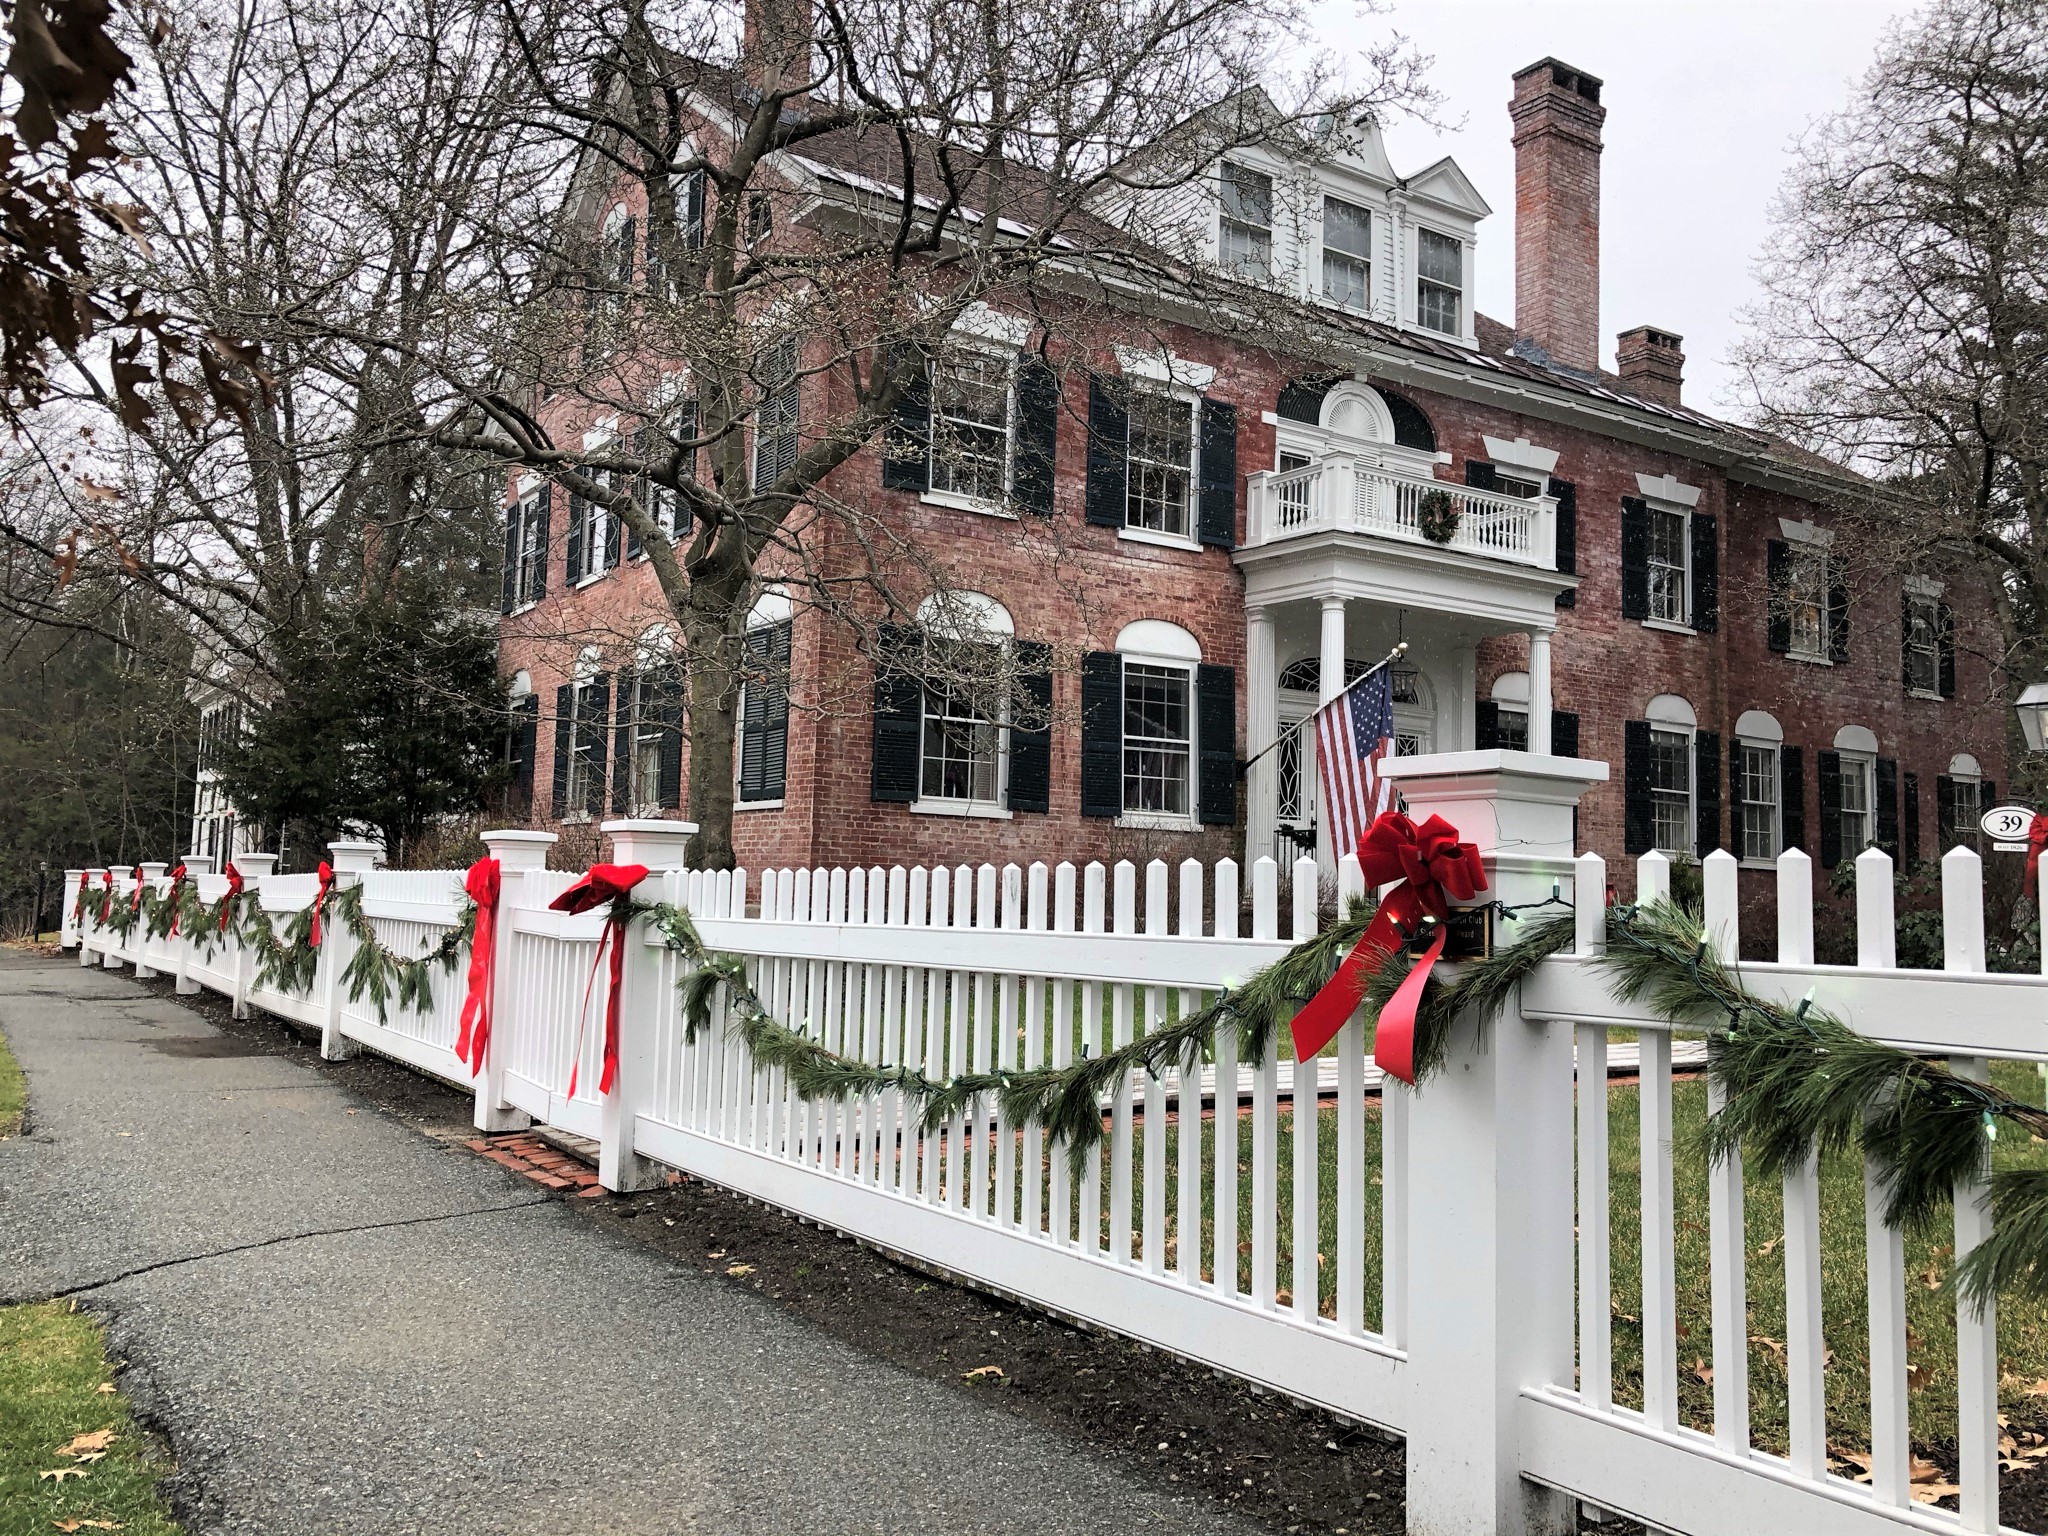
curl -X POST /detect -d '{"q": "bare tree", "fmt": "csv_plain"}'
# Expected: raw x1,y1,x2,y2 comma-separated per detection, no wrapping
1734,0,2048,722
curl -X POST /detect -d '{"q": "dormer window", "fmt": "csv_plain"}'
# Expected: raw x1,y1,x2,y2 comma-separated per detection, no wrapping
1219,164,1273,279
1322,196,1371,310
1416,228,1463,335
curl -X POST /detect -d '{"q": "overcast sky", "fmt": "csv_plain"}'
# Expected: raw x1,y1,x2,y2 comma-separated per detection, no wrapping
1336,0,1922,415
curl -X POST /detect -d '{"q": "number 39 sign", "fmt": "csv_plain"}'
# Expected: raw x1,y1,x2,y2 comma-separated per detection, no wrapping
1983,804,2039,848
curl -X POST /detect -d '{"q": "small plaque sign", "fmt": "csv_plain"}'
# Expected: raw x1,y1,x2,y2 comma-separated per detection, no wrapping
1981,804,2038,845
1441,905,1494,962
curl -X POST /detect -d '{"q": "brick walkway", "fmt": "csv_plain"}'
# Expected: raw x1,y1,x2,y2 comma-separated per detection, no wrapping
463,1132,606,1195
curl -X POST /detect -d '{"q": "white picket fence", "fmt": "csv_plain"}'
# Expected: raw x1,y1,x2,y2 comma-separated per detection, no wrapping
59,820,2048,1536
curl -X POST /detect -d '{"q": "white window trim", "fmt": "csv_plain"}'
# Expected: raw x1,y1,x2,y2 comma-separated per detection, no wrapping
1786,542,1833,666
1641,494,1693,633
1413,225,1466,338
910,799,1015,822
1117,381,1203,551
914,669,1011,817
1836,749,1877,857
1484,436,1561,477
1904,584,1943,700
1645,708,1697,858
1317,193,1373,312
1115,644,1200,832
920,343,1017,517
1113,345,1216,392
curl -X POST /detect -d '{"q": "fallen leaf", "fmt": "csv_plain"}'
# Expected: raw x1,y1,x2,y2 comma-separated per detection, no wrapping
1755,1236,1780,1259
52,1521,123,1532
1909,1454,1947,1484
1906,1364,1933,1391
59,1430,114,1457
1830,1446,1875,1482
1673,1322,1692,1342
963,1365,1005,1382
1910,1482,1963,1505
1690,1357,1714,1387
707,1250,727,1260
1749,1335,1786,1364
37,1468,87,1483
93,1384,115,1395
2023,1379,2048,1398
1274,1288,1293,1308
1920,1262,1945,1291
725,1264,753,1278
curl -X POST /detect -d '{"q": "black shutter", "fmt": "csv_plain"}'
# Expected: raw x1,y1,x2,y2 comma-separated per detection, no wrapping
1080,650,1123,817
657,668,684,811
1474,699,1501,750
529,487,550,601
1781,745,1805,854
1936,775,1957,849
1903,771,1921,868
1552,479,1576,607
1006,641,1053,813
602,490,621,571
1818,750,1843,868
1084,377,1128,528
869,624,922,803
1938,602,1957,697
1691,512,1719,633
1828,570,1850,663
1766,541,1791,653
1623,720,1654,855
551,684,573,817
501,502,520,613
683,170,705,251
1876,757,1899,856
513,696,539,814
881,351,931,492
1463,459,1499,491
1552,710,1580,759
1196,663,1236,825
1985,779,1998,812
566,490,586,584
583,674,611,817
1728,736,1747,852
611,668,636,814
1900,589,1912,687
1197,399,1237,549
1620,498,1650,621
1012,358,1059,517
626,430,646,560
1694,730,1721,859
617,215,636,286
740,623,790,803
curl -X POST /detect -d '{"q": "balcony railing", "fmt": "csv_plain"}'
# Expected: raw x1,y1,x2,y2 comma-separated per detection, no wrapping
1244,455,1559,571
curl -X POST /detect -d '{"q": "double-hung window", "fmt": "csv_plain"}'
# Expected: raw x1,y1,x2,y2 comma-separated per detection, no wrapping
1838,754,1874,854
1788,546,1829,662
1494,708,1530,752
1905,591,1940,694
1416,229,1463,335
1953,775,1983,852
919,643,1005,808
1646,505,1689,625
1125,388,1194,538
1650,727,1692,855
1123,663,1191,816
1739,742,1780,861
1322,196,1371,310
1219,163,1273,279
753,339,800,490
626,670,670,815
929,355,1011,504
514,492,546,604
566,678,605,816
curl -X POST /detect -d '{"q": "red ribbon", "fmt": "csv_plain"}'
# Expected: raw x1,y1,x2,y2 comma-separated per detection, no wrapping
166,864,187,933
221,863,244,932
1288,812,1487,1085
131,864,145,912
99,874,113,925
550,863,649,1097
2028,814,2048,897
455,857,501,1077
72,875,92,922
309,861,335,946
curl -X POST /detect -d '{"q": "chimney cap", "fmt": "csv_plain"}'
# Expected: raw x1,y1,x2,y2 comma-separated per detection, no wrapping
1618,325,1684,352
1511,57,1603,105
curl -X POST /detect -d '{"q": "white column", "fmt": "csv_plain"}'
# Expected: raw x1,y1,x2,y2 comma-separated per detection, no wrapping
599,818,698,1191
475,829,556,1133
228,853,278,1018
1454,643,1478,750
1316,597,1347,874
1528,627,1554,756
134,862,168,978
1244,606,1278,868
317,842,377,1060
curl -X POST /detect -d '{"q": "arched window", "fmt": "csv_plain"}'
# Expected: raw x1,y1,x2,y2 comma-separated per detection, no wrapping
1644,694,1696,856
1733,710,1783,862
1116,620,1203,822
1942,751,1985,852
914,592,1016,812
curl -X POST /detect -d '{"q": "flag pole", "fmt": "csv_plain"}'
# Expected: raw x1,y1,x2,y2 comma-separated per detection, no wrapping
1236,641,1408,779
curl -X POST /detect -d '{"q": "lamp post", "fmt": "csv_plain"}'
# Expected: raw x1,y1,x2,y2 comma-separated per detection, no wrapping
2016,682,2048,756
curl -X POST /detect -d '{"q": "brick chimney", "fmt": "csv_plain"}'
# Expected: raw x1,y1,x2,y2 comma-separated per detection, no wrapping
1616,326,1685,405
1510,59,1606,374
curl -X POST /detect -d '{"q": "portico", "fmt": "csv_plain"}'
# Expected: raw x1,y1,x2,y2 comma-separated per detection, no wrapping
1237,380,1576,870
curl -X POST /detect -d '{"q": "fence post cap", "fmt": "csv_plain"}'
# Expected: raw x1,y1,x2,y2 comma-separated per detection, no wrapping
180,854,216,875
481,829,558,872
233,853,279,878
601,818,698,871
325,840,384,873
138,862,169,880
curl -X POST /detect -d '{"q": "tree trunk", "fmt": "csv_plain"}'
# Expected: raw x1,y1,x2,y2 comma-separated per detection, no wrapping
684,602,746,871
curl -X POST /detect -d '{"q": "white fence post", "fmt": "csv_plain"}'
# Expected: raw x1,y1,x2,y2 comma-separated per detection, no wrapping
599,819,697,1192
229,853,278,1018
60,868,82,949
475,830,555,1132
132,863,167,978
174,853,214,995
75,869,100,965
319,840,383,1059
1384,750,1606,1536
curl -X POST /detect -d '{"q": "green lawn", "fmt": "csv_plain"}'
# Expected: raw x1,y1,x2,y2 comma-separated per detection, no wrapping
0,1301,183,1536
0,1023,22,1139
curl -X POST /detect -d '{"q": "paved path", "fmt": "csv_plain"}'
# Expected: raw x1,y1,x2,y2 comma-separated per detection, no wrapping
0,950,1268,1536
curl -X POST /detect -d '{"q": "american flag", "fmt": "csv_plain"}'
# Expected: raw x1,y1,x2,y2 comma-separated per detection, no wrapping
1314,663,1397,855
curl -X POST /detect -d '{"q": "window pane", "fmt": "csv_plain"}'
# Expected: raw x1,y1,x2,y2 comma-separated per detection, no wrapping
1220,164,1273,278
1220,164,1272,225
930,356,1011,501
1906,596,1939,691
1126,391,1193,535
1324,196,1370,257
920,673,1001,804
1839,757,1872,852
1123,663,1190,815
1324,250,1369,309
1956,779,1983,850
1741,744,1778,860
1496,709,1529,752
1650,727,1691,854
1789,549,1828,658
1417,229,1461,285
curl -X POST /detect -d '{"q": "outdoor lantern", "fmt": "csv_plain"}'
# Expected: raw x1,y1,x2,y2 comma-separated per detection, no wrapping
2017,681,2048,754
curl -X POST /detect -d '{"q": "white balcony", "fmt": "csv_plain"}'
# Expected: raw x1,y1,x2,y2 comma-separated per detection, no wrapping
1244,454,1559,571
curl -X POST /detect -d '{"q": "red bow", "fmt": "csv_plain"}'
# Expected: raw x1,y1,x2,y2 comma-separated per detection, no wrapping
99,873,113,924
221,863,245,932
2029,814,2048,898
455,857,501,1077
1289,812,1488,1084
309,861,335,946
550,864,649,1097
165,864,188,933
72,875,92,922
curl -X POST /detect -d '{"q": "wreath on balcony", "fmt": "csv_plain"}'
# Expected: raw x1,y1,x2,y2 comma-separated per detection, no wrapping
1417,487,1461,545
